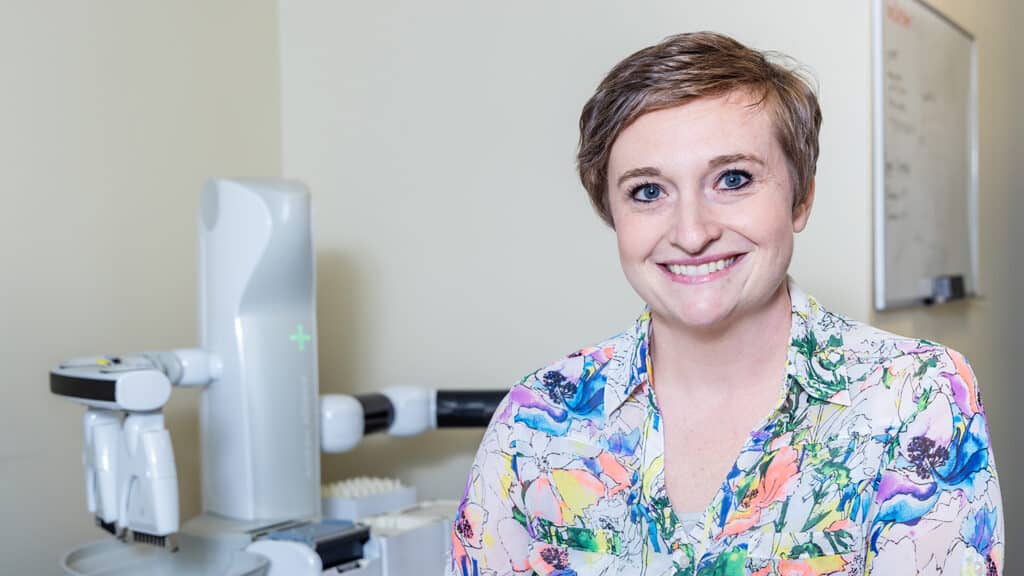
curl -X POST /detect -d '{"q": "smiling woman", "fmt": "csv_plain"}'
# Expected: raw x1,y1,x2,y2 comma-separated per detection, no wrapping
607,95,808,333
448,32,1003,576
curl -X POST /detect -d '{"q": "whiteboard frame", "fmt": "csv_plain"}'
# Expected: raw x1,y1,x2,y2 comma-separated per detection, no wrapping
872,0,980,311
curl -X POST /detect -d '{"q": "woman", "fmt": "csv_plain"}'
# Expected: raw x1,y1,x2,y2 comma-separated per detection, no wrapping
449,32,1003,575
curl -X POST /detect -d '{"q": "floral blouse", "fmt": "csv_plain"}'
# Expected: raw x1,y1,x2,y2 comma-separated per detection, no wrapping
449,282,1003,575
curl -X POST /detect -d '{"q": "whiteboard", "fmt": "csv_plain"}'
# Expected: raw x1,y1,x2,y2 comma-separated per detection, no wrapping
873,0,978,310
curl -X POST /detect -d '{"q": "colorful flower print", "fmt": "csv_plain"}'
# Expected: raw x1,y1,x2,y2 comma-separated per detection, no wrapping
450,281,1003,575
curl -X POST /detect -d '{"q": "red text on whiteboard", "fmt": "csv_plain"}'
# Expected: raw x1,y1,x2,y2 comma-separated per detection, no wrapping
886,1,913,29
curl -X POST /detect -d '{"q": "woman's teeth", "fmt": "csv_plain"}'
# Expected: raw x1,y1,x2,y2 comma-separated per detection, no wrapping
666,256,736,277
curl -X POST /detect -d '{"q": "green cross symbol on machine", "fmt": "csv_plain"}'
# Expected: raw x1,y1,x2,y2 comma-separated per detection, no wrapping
289,324,312,351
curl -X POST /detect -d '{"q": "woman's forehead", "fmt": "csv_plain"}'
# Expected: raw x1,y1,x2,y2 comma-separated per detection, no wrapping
608,94,783,174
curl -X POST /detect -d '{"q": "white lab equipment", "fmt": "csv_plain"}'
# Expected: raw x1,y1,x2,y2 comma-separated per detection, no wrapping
51,360,179,548
50,179,505,575
198,179,320,523
82,409,120,532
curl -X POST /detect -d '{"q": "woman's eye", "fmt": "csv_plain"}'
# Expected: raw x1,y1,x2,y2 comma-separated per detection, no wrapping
630,183,663,202
718,170,751,190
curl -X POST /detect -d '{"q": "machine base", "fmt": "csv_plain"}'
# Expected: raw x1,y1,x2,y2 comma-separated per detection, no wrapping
62,532,269,576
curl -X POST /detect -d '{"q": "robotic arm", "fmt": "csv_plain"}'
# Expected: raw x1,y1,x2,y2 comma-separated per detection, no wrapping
50,179,506,575
50,355,185,549
51,350,504,560
320,387,505,453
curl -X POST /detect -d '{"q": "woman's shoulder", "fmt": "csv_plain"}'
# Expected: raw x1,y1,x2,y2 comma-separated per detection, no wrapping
792,287,975,397
497,329,634,435
840,312,972,375
832,311,983,417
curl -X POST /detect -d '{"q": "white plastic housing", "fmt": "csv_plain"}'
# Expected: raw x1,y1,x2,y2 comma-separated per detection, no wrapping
52,362,172,412
198,179,320,521
172,348,222,386
245,540,322,576
320,394,365,453
362,515,449,576
83,409,120,523
119,412,179,536
115,371,172,411
381,387,432,437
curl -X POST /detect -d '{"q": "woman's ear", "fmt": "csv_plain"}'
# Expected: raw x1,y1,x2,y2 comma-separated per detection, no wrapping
792,178,815,233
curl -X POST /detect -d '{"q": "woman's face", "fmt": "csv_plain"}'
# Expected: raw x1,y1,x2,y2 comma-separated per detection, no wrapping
606,91,813,332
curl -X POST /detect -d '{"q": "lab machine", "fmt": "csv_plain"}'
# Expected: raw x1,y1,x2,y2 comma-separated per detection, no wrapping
50,179,503,575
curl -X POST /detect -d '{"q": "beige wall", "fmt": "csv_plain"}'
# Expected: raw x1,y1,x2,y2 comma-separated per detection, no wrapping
0,1,281,572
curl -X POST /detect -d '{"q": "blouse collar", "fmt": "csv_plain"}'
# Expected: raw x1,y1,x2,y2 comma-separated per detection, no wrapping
603,278,852,419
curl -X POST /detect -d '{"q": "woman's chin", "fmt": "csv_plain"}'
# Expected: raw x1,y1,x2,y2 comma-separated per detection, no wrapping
652,303,736,333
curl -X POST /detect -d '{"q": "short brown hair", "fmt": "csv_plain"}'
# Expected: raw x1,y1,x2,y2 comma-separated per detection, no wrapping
577,32,822,226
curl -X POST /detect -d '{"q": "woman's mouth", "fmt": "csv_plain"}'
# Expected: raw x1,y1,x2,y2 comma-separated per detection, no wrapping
660,254,743,283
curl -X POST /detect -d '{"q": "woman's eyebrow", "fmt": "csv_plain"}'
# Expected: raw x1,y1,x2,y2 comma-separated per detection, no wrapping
617,154,765,186
707,153,765,169
616,166,662,187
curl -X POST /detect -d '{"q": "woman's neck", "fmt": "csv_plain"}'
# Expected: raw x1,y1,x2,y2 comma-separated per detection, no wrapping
650,281,793,398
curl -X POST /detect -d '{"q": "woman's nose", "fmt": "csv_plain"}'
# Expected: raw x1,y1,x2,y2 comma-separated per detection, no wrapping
670,198,723,254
